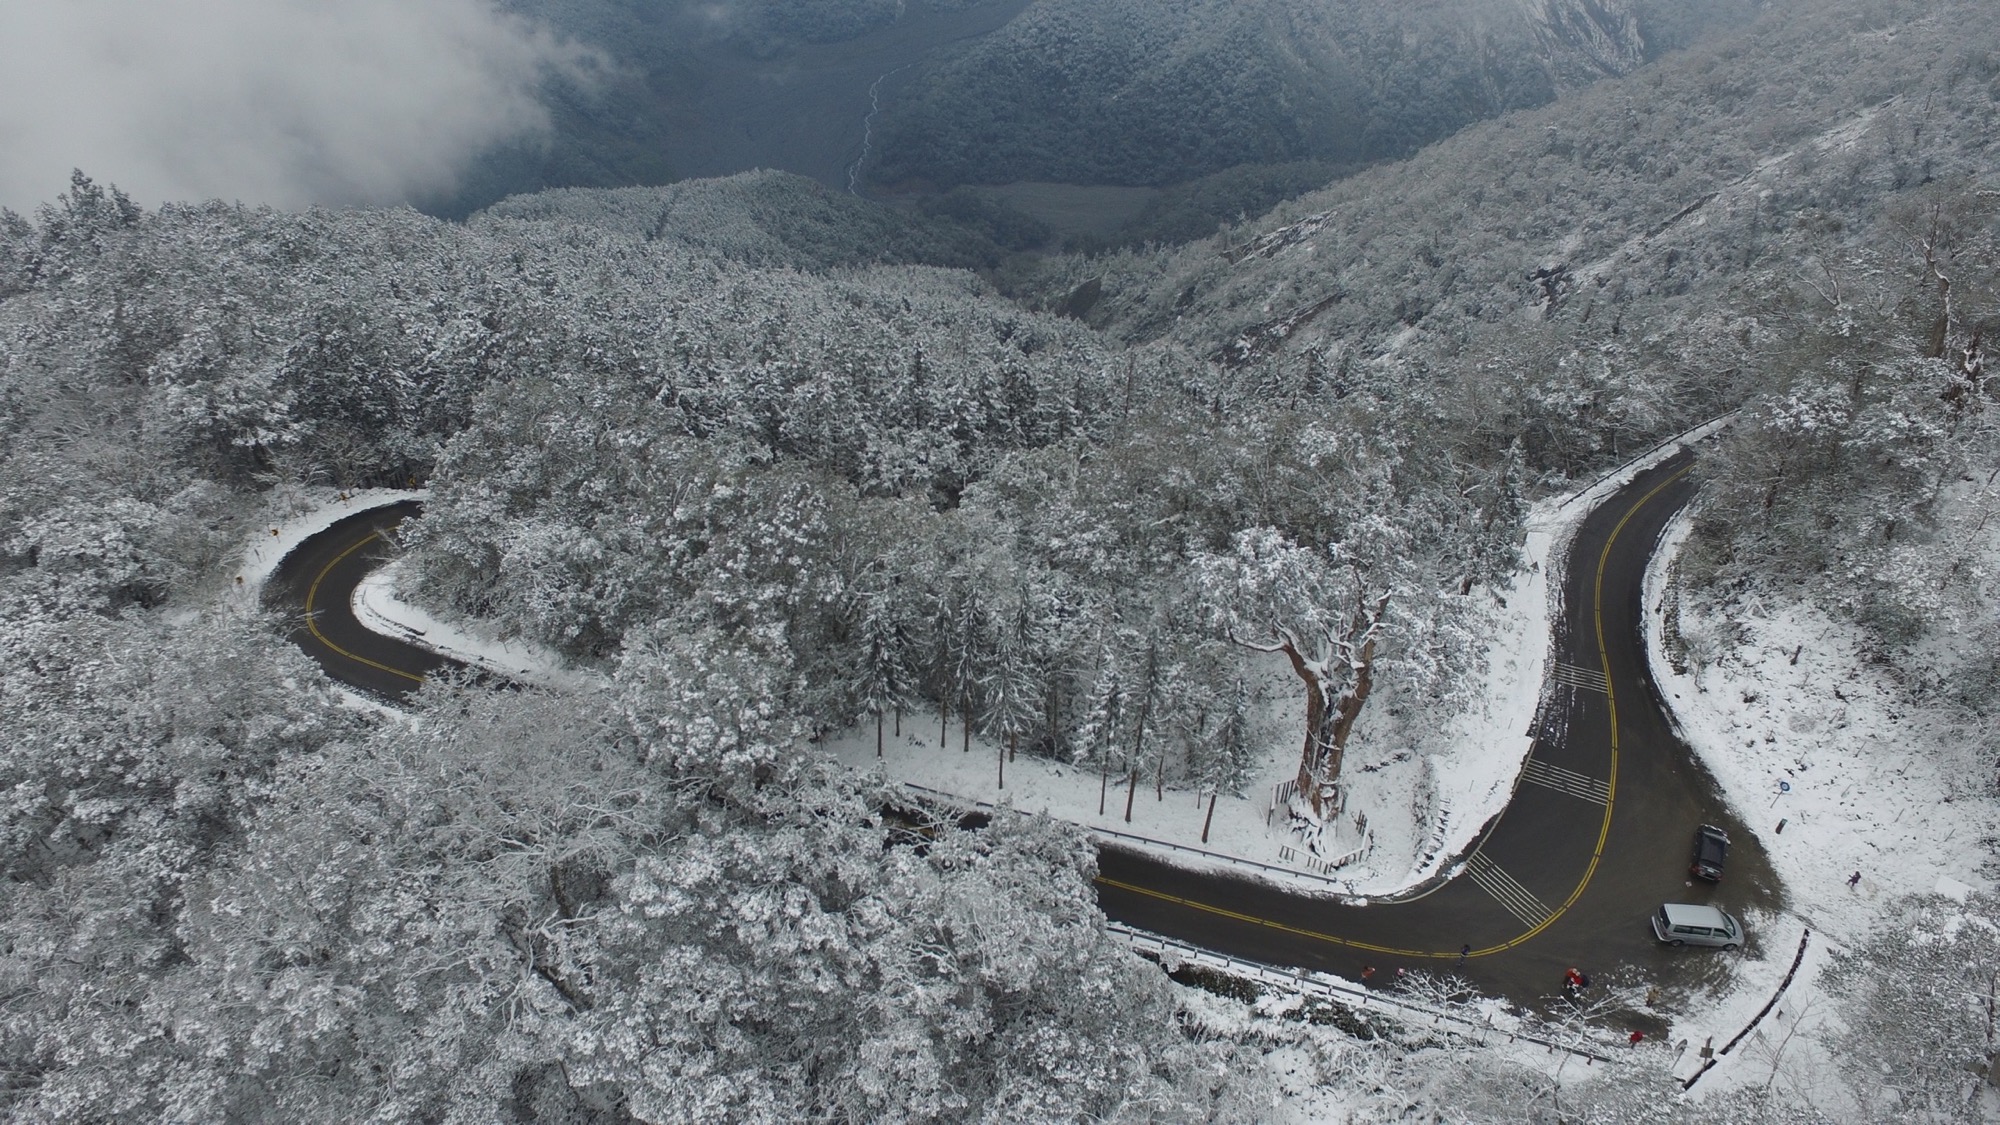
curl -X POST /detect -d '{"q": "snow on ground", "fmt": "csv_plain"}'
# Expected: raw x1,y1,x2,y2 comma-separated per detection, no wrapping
225,473,1543,896
228,428,1993,1114
1645,506,1994,935
355,558,596,689
244,435,1954,1111
1640,494,1999,1108
228,485,427,609
834,713,1365,896
1664,927,1863,1116
1331,419,1735,892
1168,939,1654,1122
220,486,433,719
835,421,1735,896
829,620,1514,898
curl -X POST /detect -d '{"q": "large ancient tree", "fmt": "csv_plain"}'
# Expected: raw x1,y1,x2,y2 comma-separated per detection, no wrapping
1203,524,1396,822
1234,588,1390,818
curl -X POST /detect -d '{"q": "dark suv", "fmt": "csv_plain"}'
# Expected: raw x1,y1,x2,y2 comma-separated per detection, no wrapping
1690,824,1729,882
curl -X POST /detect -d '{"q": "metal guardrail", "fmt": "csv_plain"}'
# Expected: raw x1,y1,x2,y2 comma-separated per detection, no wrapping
900,781,1628,1063
1107,923,1625,1064
1556,411,1739,512
1681,927,1812,1091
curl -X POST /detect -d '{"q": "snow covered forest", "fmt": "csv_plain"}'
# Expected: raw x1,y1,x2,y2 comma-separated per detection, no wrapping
3,0,2000,1119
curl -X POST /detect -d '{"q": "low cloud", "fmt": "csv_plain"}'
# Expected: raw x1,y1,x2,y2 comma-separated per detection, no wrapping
0,0,597,211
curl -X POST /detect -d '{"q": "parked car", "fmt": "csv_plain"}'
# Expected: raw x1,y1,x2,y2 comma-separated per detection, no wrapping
1651,902,1743,949
1689,824,1729,882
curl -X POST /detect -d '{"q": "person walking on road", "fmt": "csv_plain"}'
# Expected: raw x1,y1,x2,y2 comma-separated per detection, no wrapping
1456,944,1470,970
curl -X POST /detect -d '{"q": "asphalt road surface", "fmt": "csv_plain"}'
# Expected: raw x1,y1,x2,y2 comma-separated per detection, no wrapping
264,500,462,699
1098,449,1783,1011
270,451,1781,1013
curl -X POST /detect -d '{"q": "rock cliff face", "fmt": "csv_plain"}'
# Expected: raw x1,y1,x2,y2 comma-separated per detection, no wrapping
1523,0,1647,80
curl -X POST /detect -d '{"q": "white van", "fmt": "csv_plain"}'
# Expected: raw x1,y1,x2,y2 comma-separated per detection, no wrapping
1651,903,1743,949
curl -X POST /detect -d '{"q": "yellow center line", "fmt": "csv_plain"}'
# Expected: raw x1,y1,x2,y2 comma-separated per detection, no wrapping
1095,459,1697,960
304,530,427,685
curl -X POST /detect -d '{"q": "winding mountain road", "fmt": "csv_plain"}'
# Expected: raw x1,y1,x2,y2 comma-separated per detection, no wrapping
1096,450,1780,1007
266,500,462,699
267,450,1779,1010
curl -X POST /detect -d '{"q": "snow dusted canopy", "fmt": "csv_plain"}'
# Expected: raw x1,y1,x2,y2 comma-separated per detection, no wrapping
4,0,2000,1117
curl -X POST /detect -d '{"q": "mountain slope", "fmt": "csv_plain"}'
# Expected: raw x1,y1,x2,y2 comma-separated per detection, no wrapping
1023,0,1994,446
865,0,1759,191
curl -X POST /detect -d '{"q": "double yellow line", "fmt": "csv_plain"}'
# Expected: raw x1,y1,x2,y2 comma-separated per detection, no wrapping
1096,461,1695,960
302,530,427,685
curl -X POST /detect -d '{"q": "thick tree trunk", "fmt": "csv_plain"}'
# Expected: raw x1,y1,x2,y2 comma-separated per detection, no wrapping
1288,642,1330,799
1317,636,1378,794
1270,638,1347,818
876,712,883,757
1289,636,1380,817
1247,597,1388,820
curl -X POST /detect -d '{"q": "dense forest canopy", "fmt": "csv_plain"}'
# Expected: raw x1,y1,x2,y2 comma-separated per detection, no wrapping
3,0,2000,1119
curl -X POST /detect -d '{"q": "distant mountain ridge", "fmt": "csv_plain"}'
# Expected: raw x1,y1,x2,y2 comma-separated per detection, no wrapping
862,0,1751,192
446,0,1757,224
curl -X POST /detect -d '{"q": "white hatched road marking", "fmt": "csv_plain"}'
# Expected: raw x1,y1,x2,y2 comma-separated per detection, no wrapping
1549,660,1609,693
1466,852,1554,929
1520,757,1611,806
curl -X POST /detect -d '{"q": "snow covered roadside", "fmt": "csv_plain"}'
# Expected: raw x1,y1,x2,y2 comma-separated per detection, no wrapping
1335,416,1737,893
835,719,1367,897
1640,491,1997,1107
835,418,1739,896
218,487,429,720
354,558,596,690
227,486,428,610
1644,506,1993,935
226,484,592,691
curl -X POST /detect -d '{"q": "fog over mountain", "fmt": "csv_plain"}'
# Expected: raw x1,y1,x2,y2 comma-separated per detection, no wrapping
0,0,1765,226
0,0,596,211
